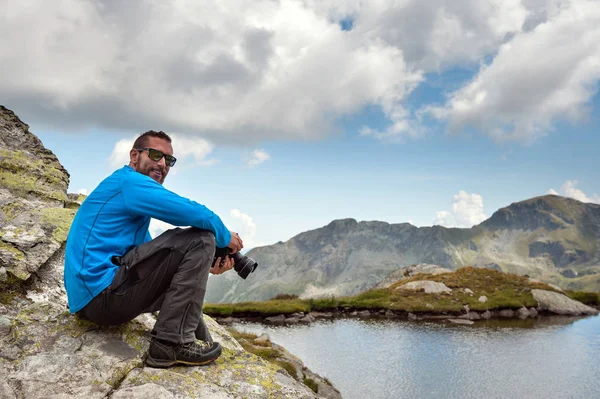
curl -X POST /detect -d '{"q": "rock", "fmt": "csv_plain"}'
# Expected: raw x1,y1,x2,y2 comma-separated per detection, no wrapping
0,315,11,337
299,314,315,324
385,310,395,317
478,296,488,303
265,314,287,325
289,312,304,318
357,310,371,317
309,311,333,318
1,301,325,398
463,305,470,313
517,307,530,319
1,106,74,283
448,319,474,325
481,310,492,320
111,383,176,399
408,313,417,321
217,317,234,325
285,316,301,325
532,289,599,316
459,312,481,321
463,288,474,295
499,309,515,318
397,280,452,294
528,307,538,317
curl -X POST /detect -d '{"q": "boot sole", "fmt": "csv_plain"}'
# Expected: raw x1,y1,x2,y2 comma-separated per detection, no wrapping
146,345,222,368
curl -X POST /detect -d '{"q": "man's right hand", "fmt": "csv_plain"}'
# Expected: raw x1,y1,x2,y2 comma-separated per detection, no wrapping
227,231,243,254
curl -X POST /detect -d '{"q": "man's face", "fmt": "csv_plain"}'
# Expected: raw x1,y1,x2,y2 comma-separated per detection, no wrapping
130,137,173,185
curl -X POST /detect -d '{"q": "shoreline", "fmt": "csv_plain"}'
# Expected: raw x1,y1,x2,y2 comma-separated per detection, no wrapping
212,304,600,327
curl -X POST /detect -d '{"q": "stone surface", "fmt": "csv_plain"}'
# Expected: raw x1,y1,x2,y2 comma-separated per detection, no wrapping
517,307,530,319
397,280,452,294
1,106,74,282
478,296,488,303
448,319,474,325
532,289,599,316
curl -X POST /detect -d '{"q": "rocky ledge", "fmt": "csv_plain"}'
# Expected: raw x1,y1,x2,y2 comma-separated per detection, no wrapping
0,106,340,399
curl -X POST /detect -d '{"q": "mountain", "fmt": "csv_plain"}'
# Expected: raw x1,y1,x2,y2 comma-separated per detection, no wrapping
205,195,600,303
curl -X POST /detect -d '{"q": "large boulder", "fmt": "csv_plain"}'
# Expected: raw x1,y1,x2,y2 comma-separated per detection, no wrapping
0,105,75,283
532,289,599,316
396,280,452,294
0,301,322,398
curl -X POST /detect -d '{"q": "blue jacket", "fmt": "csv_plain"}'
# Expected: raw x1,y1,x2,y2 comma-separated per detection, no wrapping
64,165,231,313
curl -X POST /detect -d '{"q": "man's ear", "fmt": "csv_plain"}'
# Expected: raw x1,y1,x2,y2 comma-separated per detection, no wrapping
129,148,139,167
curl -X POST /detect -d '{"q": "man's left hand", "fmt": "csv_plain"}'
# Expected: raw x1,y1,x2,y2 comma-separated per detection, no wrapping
211,256,234,275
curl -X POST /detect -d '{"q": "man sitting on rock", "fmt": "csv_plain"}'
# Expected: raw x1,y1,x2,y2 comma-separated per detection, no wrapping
64,130,243,368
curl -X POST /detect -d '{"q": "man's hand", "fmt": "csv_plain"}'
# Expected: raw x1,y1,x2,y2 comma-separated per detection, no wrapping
211,255,234,275
227,231,243,254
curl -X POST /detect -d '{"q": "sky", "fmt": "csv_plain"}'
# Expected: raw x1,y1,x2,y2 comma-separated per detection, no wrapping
2,0,600,249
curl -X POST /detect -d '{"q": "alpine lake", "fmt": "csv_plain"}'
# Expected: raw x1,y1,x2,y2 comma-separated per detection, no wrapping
234,314,600,399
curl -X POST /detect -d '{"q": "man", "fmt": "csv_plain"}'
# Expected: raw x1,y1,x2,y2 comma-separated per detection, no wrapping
64,130,243,368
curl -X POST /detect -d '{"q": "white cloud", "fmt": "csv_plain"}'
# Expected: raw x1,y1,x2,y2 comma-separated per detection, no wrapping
0,0,420,142
77,188,88,195
246,149,270,167
434,190,487,228
549,180,600,204
149,219,177,239
109,137,136,169
226,209,264,249
428,0,600,142
2,0,598,145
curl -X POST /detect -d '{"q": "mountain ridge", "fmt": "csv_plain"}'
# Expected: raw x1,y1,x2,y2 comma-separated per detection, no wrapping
206,194,600,303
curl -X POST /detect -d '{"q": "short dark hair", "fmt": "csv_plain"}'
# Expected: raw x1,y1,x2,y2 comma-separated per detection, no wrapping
132,130,172,149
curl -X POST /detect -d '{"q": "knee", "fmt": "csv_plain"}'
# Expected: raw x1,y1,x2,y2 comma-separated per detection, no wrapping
185,228,216,255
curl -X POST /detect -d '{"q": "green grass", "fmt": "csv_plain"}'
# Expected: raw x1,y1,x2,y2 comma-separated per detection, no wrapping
203,299,310,316
205,267,594,317
565,290,599,305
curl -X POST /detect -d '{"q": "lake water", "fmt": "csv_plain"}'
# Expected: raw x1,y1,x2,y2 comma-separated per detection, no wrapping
234,315,600,399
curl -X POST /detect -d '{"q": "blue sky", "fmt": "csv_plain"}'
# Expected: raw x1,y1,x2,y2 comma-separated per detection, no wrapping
2,1,600,248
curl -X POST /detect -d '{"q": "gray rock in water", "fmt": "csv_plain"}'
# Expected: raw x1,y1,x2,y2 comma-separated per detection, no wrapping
498,309,515,318
265,314,287,325
517,307,530,319
448,319,474,325
397,280,452,294
528,307,538,317
532,289,599,315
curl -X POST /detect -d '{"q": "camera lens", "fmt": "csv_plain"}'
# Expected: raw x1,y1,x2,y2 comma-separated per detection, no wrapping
231,252,258,279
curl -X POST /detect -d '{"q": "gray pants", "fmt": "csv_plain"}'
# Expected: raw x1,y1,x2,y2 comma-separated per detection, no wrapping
79,227,216,344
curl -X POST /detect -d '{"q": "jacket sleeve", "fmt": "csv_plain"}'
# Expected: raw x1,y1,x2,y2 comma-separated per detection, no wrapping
120,172,232,248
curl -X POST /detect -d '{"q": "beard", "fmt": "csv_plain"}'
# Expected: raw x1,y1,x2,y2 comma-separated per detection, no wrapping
137,162,167,184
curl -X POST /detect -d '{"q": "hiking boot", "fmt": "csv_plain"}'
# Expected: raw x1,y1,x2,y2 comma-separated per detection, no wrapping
146,338,222,368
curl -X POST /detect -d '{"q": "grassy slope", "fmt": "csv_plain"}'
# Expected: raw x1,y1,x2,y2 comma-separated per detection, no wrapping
204,267,599,317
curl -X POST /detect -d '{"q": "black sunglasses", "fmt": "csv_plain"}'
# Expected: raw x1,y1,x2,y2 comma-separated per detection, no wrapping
135,147,177,167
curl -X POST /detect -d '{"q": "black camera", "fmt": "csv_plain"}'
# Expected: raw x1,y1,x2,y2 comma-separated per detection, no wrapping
214,247,258,279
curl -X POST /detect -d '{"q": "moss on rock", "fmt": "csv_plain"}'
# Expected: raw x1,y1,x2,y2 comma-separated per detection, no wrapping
40,207,76,242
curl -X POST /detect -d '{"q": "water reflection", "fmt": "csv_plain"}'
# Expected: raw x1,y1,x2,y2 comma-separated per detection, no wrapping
234,315,600,399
